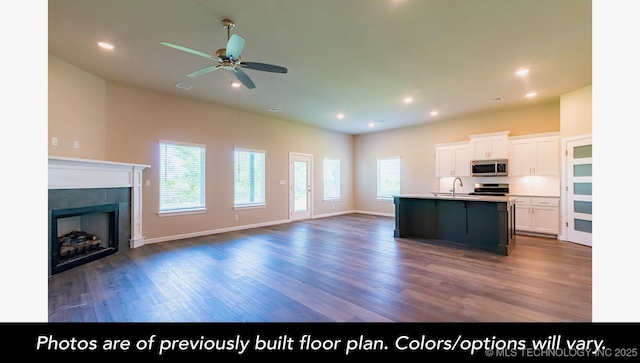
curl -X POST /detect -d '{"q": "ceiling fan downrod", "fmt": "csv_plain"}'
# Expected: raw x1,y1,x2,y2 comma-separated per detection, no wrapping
222,18,235,41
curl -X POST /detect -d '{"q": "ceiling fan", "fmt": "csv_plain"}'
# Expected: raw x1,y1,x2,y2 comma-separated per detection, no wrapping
161,19,288,89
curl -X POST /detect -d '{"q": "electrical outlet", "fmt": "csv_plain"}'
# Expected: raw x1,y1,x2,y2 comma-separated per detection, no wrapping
51,137,58,146
74,140,79,149
145,180,150,187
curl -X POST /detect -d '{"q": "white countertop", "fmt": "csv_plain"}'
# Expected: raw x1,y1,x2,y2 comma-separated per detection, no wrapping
509,194,560,198
396,194,518,203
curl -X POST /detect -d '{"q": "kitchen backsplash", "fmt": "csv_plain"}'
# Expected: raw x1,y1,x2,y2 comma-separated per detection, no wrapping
438,175,560,197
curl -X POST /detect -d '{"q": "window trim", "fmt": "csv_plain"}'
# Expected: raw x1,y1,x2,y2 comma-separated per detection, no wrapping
158,140,207,215
323,156,341,202
158,208,207,217
233,203,267,211
233,147,267,209
376,156,401,202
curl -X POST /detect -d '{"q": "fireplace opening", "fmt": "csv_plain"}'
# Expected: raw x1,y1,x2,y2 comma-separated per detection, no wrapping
50,203,119,275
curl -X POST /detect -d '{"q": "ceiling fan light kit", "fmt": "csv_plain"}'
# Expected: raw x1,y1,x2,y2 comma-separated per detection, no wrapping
161,19,287,89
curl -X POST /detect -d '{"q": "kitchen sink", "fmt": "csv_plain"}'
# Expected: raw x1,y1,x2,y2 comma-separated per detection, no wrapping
431,192,467,197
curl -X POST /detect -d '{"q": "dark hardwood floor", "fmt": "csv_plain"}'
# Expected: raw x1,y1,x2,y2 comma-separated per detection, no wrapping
48,213,592,322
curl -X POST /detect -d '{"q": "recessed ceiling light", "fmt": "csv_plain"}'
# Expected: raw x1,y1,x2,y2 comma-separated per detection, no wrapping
268,107,281,112
337,113,345,119
526,92,537,98
516,69,529,77
231,81,241,88
430,111,439,116
368,123,375,128
403,97,413,104
97,41,115,50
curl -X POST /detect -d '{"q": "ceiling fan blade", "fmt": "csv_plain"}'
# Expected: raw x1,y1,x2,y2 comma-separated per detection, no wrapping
232,67,255,89
226,34,245,61
187,65,221,77
240,62,288,74
161,41,215,60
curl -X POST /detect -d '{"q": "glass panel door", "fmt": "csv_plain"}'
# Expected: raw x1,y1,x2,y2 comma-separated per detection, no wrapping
566,138,592,246
294,160,308,212
290,153,312,220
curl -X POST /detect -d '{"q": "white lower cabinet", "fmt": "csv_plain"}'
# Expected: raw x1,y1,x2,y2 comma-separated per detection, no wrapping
514,197,559,236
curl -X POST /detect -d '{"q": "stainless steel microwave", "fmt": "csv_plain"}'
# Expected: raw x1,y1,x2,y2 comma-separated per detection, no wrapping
470,159,508,177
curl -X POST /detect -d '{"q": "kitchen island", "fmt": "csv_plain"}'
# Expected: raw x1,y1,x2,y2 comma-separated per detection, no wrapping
393,194,517,255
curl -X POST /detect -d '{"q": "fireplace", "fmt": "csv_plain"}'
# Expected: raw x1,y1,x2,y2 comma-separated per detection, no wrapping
48,156,150,276
50,203,119,274
48,188,131,275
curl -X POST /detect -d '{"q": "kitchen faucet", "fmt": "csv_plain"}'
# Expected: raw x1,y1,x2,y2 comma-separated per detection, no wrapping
452,177,463,196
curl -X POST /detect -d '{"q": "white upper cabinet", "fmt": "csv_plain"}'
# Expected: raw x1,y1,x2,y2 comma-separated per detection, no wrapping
435,142,470,177
508,134,559,176
468,131,509,160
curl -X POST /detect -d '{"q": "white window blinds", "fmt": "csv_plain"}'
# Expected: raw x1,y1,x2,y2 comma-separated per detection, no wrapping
323,157,341,201
234,148,266,207
377,157,401,201
159,141,206,212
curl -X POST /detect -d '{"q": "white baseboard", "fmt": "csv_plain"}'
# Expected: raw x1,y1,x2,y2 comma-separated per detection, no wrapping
515,231,559,239
143,219,291,245
312,210,356,219
352,210,395,218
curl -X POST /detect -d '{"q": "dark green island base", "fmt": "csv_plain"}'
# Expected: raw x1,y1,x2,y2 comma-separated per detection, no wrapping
393,194,517,255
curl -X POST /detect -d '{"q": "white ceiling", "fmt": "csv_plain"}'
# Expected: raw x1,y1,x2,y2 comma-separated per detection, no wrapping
48,0,592,135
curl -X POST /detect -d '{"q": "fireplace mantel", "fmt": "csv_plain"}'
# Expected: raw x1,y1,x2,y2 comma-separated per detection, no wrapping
48,156,150,248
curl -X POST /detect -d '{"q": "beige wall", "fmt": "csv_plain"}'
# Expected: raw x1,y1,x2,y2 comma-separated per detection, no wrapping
49,55,354,242
353,102,561,214
48,54,107,159
560,84,592,138
107,82,355,241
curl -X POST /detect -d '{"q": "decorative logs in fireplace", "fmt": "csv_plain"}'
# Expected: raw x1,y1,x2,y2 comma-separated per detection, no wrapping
58,231,102,258
50,203,120,275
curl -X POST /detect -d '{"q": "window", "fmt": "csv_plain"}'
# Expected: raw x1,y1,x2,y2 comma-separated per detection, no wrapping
234,148,266,209
377,157,400,201
323,157,341,201
159,140,206,215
